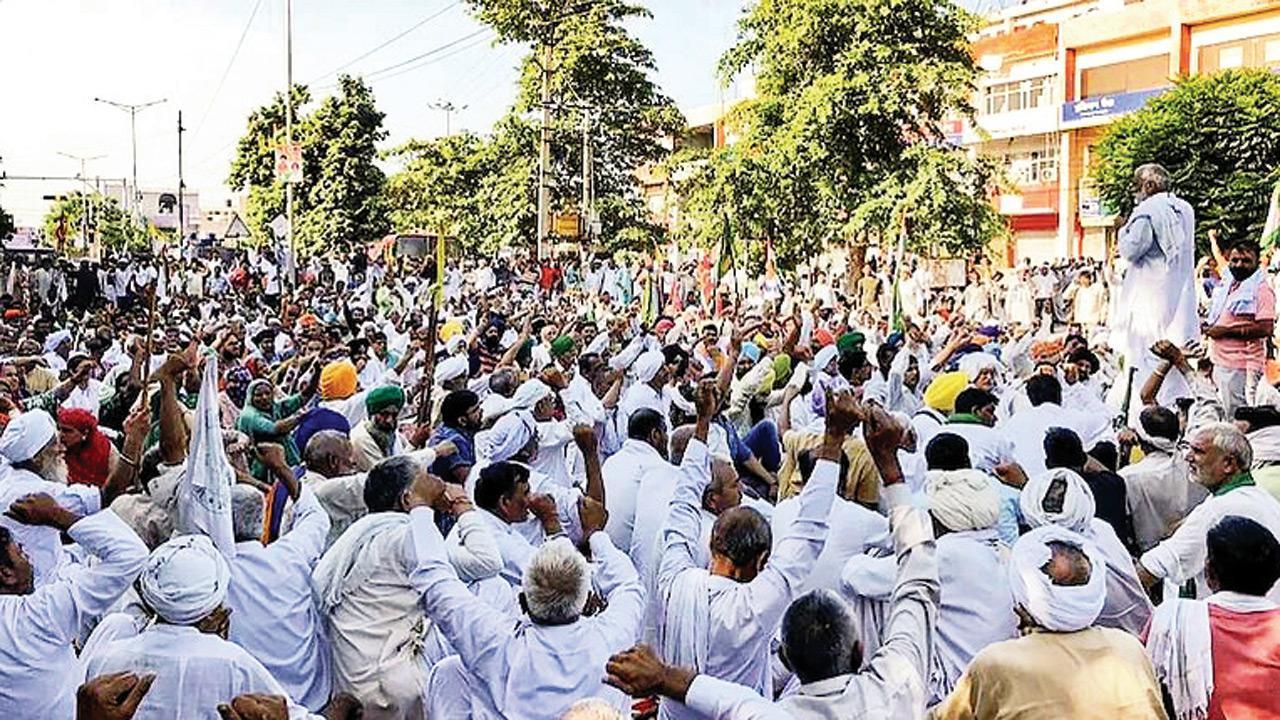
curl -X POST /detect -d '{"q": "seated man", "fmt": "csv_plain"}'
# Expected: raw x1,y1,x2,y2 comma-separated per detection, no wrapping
1146,515,1280,720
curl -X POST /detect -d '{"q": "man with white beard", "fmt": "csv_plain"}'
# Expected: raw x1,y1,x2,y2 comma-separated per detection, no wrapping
0,410,135,588
1110,163,1198,413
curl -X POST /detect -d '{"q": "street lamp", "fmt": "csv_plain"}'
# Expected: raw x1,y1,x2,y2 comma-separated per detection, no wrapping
93,97,166,216
56,151,105,251
427,100,468,136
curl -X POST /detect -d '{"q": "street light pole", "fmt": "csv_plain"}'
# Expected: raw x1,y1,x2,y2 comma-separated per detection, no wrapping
427,99,467,136
285,0,294,259
56,151,105,251
93,96,166,217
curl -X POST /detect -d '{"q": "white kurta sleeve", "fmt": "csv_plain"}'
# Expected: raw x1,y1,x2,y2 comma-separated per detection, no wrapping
684,675,793,720
744,455,837,629
1140,498,1215,584
446,509,503,581
26,511,148,646
1118,215,1156,263
408,508,511,669
586,532,645,650
658,439,712,596
275,487,330,567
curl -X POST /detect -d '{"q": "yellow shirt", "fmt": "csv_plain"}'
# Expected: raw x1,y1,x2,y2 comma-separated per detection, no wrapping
929,627,1167,720
778,430,880,507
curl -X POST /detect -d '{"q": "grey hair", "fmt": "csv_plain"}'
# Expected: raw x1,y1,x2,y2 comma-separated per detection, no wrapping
1135,163,1171,193
304,429,349,467
560,699,626,720
522,537,589,625
230,484,266,543
1194,422,1253,469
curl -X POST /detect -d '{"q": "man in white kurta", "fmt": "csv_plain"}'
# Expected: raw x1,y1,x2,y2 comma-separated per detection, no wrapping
1110,163,1198,411
603,408,672,551
416,514,646,719
656,397,837,720
0,494,147,720
226,485,332,711
313,457,501,720
84,535,316,719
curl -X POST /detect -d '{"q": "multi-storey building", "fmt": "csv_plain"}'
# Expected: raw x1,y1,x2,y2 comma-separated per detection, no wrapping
968,0,1280,264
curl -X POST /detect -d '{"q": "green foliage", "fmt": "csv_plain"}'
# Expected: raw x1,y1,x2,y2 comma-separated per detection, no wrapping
229,76,389,254
464,0,685,250
1094,70,1280,251
674,0,997,265
0,203,14,239
41,193,146,251
384,123,536,254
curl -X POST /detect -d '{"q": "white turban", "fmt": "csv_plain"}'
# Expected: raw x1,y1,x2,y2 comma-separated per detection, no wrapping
1019,467,1096,533
435,355,469,385
584,332,610,357
633,350,665,384
813,346,839,378
0,410,56,464
1008,525,1106,632
958,352,1003,383
926,469,1000,532
479,410,536,463
140,535,231,625
42,329,72,354
506,379,553,413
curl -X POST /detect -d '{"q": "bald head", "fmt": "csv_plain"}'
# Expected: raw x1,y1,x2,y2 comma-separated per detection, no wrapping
304,429,354,478
669,424,695,465
1043,540,1092,587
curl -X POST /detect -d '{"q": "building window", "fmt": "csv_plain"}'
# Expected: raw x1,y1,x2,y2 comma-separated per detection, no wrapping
1199,33,1280,74
1002,140,1059,186
983,76,1054,115
1079,55,1169,98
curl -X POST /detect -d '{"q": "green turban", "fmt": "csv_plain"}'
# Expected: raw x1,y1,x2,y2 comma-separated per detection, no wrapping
837,331,866,354
366,385,407,415
550,335,576,358
772,354,793,386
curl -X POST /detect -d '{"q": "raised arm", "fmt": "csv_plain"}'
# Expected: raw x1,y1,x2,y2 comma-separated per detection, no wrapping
657,380,717,595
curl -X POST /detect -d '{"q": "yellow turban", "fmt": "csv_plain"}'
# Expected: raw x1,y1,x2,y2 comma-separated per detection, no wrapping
319,361,359,401
440,320,464,342
923,371,968,414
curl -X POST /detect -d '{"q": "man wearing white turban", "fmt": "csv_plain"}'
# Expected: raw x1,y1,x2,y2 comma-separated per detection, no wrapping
929,526,1165,719
1020,467,1152,635
0,410,102,588
0,493,147,720
83,534,318,719
842,467,1015,703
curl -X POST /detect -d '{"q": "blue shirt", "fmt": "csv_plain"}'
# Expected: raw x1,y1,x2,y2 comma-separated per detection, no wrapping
429,424,476,481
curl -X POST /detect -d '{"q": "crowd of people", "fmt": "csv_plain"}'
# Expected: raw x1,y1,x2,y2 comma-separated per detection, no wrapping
2,161,1280,720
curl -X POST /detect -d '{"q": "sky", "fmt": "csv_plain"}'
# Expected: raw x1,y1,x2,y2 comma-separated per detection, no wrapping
0,0,1005,227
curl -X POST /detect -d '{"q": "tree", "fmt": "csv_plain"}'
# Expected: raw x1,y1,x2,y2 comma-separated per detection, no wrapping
465,0,685,250
0,203,14,239
229,76,390,254
1094,69,1280,251
674,0,1001,268
41,192,144,251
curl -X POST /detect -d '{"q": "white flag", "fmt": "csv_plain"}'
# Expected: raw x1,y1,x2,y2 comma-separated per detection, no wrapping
176,356,237,558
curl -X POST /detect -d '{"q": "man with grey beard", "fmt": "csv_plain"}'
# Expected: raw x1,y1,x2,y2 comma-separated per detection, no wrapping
0,411,113,587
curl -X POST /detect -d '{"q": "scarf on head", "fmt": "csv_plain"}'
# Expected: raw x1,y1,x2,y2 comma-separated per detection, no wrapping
58,408,111,488
926,469,1000,532
1019,467,1096,534
1008,525,1107,632
1207,266,1264,326
140,534,231,624
1146,591,1279,720
1135,423,1178,455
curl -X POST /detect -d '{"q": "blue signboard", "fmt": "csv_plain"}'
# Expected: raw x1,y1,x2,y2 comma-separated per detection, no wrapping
1061,87,1168,123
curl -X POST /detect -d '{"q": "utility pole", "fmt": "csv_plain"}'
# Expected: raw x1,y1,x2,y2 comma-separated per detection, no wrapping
580,110,592,246
93,97,166,218
285,0,295,259
536,40,554,262
427,99,467,136
177,111,186,253
56,151,104,251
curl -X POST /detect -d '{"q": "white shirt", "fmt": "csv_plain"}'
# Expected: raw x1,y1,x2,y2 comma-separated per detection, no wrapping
657,438,837,720
0,468,100,587
301,471,367,549
998,402,1081,479
61,378,105,417
85,624,316,720
0,511,147,720
412,510,645,720
603,439,672,550
939,420,1014,474
677,485,938,720
1141,484,1280,601
772,494,889,597
226,487,332,711
842,527,1014,703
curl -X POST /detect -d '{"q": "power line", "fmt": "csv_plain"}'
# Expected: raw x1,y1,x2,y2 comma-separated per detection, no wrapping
351,28,491,83
306,1,460,84
195,0,267,139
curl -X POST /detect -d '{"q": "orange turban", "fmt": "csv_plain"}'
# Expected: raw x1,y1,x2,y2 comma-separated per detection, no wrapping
319,361,358,401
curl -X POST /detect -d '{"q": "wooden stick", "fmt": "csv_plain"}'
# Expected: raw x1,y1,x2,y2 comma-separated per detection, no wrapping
139,283,159,387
